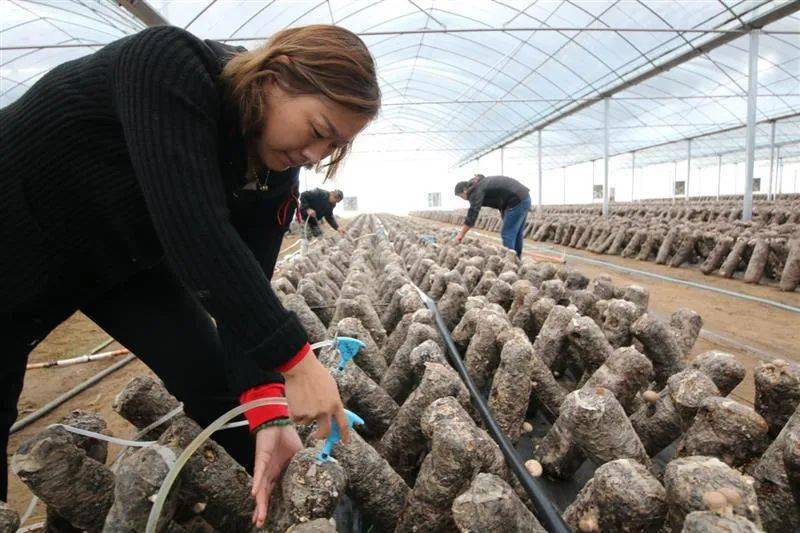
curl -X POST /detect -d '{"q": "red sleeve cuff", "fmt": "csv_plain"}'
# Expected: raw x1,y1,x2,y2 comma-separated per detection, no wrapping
239,382,288,432
276,342,312,373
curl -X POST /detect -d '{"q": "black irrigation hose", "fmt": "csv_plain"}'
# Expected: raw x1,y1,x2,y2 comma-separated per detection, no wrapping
413,286,569,533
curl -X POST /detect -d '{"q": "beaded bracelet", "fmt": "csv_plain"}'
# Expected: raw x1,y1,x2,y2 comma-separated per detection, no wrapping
253,417,293,434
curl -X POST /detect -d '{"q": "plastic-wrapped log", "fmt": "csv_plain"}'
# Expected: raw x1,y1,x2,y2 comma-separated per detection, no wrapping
529,345,569,420
272,276,295,294
540,278,567,303
532,221,552,241
783,423,800,507
532,305,577,369
681,511,762,533
335,294,387,347
593,229,617,255
779,238,800,291
566,316,614,380
754,359,800,437
670,308,703,358
430,269,465,301
589,275,615,301
559,387,652,470
471,270,498,297
286,518,337,533
690,351,745,396
576,225,595,249
451,473,546,533
563,269,590,291
395,397,506,533
156,417,255,532
623,285,649,313
603,299,642,349
535,412,584,479
664,456,761,532
656,227,680,265
12,426,115,532
334,317,388,384
380,284,419,332
265,448,347,532
486,279,514,311
488,333,534,441
378,362,470,483
464,313,511,390
563,459,666,533
630,370,720,456
632,313,685,387
508,280,535,322
437,282,468,331
636,231,661,261
669,231,700,267
282,293,328,343
324,432,409,531
104,444,181,533
298,279,331,326
0,502,20,533
569,225,586,248
676,397,769,467
462,265,483,293
583,346,654,414
410,258,435,285
318,345,398,439
753,404,800,532
569,289,600,322
607,228,630,256
700,236,733,274
719,237,749,278
622,230,648,258
381,322,441,403
419,264,444,294
113,376,182,439
744,238,770,284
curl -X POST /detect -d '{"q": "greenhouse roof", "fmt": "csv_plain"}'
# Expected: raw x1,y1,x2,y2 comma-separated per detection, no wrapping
2,0,799,171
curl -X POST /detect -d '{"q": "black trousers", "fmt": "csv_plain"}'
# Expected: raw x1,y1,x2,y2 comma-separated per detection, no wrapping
1,263,262,501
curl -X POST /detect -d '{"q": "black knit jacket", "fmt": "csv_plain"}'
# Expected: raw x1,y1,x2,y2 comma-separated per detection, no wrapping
0,26,308,393
464,175,531,227
299,188,339,230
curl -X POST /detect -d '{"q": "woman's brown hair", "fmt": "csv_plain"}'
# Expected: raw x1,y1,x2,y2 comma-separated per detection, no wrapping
222,24,381,180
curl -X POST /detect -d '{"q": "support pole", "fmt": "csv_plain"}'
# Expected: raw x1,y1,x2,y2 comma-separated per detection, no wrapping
537,129,543,212
742,29,760,221
631,151,636,202
500,147,505,175
562,167,567,204
768,120,776,201
686,139,692,200
673,161,677,202
603,97,610,217
777,153,783,195
717,155,722,199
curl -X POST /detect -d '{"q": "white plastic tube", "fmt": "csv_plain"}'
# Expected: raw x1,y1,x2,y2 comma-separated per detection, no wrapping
145,397,288,533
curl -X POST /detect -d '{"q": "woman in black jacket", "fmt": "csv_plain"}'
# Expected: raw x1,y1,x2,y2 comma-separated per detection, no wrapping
0,24,380,526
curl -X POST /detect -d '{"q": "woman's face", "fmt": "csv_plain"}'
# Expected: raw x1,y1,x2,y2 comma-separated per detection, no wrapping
256,81,370,172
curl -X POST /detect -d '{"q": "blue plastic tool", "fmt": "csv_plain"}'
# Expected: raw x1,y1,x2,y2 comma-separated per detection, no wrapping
316,409,365,463
334,336,366,372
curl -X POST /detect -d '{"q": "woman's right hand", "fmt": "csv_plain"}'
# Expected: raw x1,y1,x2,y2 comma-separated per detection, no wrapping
282,353,348,442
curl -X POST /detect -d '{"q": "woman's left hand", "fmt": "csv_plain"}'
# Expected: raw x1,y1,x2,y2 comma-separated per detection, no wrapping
251,423,303,528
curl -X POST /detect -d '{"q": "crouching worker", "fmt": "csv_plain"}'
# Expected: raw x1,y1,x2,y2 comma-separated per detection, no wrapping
300,188,346,237
454,174,532,257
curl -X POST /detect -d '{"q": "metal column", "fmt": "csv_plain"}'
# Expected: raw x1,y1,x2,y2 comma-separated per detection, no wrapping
673,161,677,202
537,129,543,212
500,147,505,175
603,97,610,217
631,151,636,202
768,120,776,201
686,139,692,200
562,167,567,204
717,155,722,199
742,29,760,221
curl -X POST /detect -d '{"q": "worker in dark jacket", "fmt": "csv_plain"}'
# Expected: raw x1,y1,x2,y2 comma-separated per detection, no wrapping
454,174,532,257
0,25,380,525
300,188,346,237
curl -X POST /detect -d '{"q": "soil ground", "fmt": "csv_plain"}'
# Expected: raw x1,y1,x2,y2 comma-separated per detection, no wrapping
5,234,302,523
